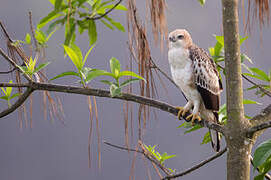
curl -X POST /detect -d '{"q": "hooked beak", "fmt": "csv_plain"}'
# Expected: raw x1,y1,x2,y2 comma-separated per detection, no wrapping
169,36,176,42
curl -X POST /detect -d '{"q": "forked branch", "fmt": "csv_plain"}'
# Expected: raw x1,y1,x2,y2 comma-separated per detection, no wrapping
162,147,227,180
247,104,271,137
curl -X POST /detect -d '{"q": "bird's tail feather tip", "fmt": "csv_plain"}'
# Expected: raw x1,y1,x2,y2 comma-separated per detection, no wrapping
210,130,220,152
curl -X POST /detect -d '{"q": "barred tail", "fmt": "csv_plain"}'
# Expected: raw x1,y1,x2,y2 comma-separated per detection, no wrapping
210,112,220,152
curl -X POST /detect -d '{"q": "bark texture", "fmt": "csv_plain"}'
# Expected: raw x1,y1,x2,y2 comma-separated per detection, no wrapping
222,0,252,179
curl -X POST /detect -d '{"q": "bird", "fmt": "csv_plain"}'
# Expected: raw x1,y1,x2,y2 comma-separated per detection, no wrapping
167,29,223,152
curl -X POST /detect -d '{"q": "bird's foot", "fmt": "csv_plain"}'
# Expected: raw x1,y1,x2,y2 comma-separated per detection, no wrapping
186,113,201,125
176,106,189,120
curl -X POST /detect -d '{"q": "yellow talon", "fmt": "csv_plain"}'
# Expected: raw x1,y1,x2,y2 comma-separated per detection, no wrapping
176,106,189,120
186,113,201,125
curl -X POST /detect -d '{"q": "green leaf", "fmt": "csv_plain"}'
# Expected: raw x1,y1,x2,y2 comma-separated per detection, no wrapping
119,71,146,82
38,10,62,29
214,42,223,57
104,16,125,32
33,62,50,74
249,68,270,82
184,124,202,134
50,71,80,81
0,96,9,101
100,80,113,85
254,174,265,180
242,73,268,82
120,78,140,87
88,20,97,45
9,93,21,100
71,44,83,63
240,36,248,45
46,18,64,35
162,154,176,161
215,36,224,46
64,20,76,46
25,33,31,45
85,69,113,83
103,4,127,11
241,54,253,64
198,0,206,6
110,57,121,77
253,139,271,169
201,131,211,144
101,19,114,30
83,44,96,66
5,80,13,97
35,29,47,45
110,84,121,97
63,45,82,71
18,66,28,74
54,0,63,10
243,99,262,105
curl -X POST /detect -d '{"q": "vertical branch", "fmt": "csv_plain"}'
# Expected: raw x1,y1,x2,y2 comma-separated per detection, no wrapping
222,0,244,128
222,0,252,180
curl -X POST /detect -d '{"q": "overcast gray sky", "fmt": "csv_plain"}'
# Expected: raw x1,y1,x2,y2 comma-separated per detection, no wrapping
0,0,270,180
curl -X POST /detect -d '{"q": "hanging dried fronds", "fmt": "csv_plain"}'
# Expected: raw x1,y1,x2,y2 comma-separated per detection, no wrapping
246,0,270,31
127,0,158,141
147,0,168,49
0,21,64,127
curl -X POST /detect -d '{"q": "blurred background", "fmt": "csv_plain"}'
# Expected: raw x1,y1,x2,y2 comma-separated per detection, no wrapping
0,0,270,179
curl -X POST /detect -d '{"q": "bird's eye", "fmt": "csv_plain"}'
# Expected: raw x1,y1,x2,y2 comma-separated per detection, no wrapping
177,35,184,39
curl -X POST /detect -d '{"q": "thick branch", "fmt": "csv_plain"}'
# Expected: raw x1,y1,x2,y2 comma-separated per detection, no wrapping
0,82,225,133
0,88,33,118
162,147,227,180
247,104,271,137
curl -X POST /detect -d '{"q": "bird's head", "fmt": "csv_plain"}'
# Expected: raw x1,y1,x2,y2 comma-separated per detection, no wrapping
168,29,193,49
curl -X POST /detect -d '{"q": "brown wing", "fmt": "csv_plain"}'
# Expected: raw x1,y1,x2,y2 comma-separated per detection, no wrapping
189,45,223,111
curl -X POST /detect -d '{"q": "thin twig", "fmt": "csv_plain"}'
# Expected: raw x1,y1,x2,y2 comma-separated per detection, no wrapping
104,140,171,176
87,0,123,20
162,147,227,180
242,74,271,97
0,21,12,42
217,64,271,98
0,67,16,74
0,88,33,118
28,11,38,50
0,47,32,81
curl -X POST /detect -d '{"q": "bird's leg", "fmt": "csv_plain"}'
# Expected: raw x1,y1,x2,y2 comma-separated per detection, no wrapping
176,101,193,120
186,100,201,125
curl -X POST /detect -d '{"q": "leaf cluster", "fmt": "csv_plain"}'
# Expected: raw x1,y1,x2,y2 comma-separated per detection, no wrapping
0,81,21,107
18,57,50,79
51,44,145,96
38,0,126,47
144,144,176,173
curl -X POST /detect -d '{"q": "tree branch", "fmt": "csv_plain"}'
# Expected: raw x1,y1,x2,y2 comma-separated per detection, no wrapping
104,140,172,176
246,104,271,137
0,82,225,133
217,64,271,98
162,147,227,180
87,0,123,20
0,87,34,118
0,47,32,81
